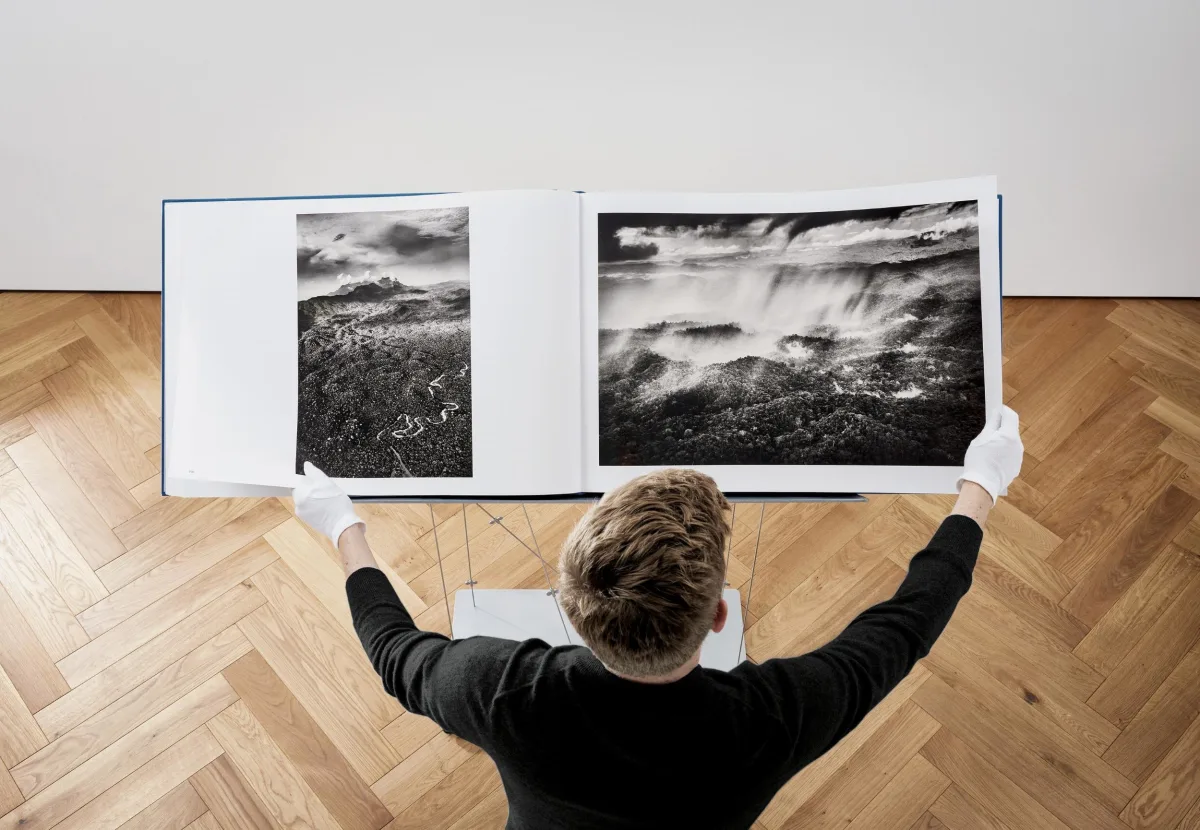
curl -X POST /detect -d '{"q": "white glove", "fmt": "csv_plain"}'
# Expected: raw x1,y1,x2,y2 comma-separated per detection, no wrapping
957,406,1023,504
293,461,363,546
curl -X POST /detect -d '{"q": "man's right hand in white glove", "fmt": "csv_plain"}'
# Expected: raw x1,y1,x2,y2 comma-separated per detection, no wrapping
293,461,364,547
957,406,1024,505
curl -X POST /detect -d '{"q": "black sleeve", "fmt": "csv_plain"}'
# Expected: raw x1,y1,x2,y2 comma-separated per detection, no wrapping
345,567,529,747
743,514,982,768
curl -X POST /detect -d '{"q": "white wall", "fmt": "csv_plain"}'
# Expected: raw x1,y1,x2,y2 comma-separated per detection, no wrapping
1,0,1196,296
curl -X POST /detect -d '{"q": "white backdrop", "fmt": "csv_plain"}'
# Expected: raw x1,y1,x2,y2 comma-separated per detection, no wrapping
1,0,1196,296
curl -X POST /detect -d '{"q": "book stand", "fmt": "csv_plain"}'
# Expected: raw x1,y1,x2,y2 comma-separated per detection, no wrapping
371,494,864,671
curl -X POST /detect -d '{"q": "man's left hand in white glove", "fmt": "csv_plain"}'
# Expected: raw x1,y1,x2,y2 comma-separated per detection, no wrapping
293,461,378,576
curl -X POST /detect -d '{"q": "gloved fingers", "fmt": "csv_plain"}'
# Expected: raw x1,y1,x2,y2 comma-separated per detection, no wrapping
303,461,331,480
998,406,1020,436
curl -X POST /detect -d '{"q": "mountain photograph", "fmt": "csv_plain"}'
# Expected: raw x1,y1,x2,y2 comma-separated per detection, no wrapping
296,206,472,478
596,202,985,468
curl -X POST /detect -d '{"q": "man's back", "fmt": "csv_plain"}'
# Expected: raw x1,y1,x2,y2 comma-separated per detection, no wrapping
346,512,983,829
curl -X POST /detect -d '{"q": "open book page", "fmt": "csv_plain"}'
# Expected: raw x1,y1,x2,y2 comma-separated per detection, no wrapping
579,177,1001,495
164,190,582,497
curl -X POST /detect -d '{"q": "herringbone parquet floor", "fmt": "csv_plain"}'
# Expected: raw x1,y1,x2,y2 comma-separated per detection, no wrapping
1,292,1199,829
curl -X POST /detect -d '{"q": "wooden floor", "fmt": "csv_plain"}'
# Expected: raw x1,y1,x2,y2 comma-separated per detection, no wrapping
0,294,1199,829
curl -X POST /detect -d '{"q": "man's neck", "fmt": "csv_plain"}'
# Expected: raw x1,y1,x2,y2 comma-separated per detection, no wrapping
606,651,701,684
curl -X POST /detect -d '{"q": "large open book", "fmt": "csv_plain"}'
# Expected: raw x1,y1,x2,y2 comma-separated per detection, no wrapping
163,177,1001,499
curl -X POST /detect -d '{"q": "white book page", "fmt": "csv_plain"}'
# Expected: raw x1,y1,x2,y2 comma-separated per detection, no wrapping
580,177,1001,495
165,190,581,497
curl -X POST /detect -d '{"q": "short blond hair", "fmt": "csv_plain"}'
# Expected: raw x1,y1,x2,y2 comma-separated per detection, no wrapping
558,469,730,677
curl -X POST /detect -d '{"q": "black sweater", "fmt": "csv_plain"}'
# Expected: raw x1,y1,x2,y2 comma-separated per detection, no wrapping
347,514,982,830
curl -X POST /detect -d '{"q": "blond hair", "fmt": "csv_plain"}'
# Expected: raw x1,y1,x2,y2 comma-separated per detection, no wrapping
558,469,731,677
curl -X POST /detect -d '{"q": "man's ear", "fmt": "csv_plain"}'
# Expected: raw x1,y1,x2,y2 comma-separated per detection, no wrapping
712,597,728,634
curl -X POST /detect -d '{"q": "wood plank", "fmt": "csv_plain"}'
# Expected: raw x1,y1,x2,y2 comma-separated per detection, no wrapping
96,497,261,591
0,293,84,331
1002,300,1073,360
15,627,250,795
222,650,393,830
1086,561,1200,726
0,507,90,660
263,517,358,635
925,630,1119,757
0,320,85,381
0,676,234,830
35,584,264,738
183,813,222,830
1037,414,1172,538
908,497,1069,599
0,351,68,402
1147,395,1200,444
206,701,342,830
748,496,897,617
189,754,280,830
43,362,157,487
921,728,1071,830
1021,355,1137,460
58,338,159,452
927,787,1008,830
382,711,444,760
1004,299,1117,391
50,727,221,830
1074,542,1200,674
24,398,142,526
78,501,288,638
757,667,930,828
913,673,1134,830
0,296,96,362
94,294,161,369
1127,336,1200,413
1119,710,1200,829
239,571,402,783
745,512,908,658
189,755,280,830
6,434,125,567
445,785,509,830
0,469,108,612
843,754,948,830
389,747,501,830
1163,431,1200,469
1025,382,1158,501
0,416,33,451
0,579,69,712
75,310,161,416
113,496,213,550
1049,445,1185,581
1103,641,1200,785
60,539,277,687
0,382,52,425
1110,301,1200,369
0,768,19,820
1060,485,1198,625
372,731,475,818
1007,323,1128,431
144,445,161,471
115,781,207,830
129,475,164,510
0,662,47,768
778,701,940,830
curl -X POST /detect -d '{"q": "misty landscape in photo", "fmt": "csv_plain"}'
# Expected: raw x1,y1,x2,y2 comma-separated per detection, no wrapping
597,202,985,467
296,206,471,478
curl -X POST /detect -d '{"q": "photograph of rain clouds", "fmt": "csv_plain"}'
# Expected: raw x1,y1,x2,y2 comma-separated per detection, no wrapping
596,202,985,467
296,207,472,479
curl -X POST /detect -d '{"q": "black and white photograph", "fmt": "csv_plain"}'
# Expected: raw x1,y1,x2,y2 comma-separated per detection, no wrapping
296,206,472,478
597,202,985,467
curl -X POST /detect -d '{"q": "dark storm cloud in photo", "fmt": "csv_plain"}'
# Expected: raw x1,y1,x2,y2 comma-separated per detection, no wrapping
597,201,985,467
296,207,473,479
